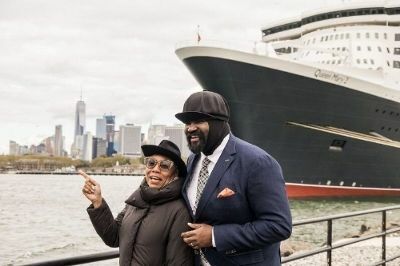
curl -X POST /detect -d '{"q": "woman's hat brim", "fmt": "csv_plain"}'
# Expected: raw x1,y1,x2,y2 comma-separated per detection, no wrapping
141,145,187,178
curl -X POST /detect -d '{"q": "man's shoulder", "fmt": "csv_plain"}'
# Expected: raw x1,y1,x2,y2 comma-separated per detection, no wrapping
232,135,269,156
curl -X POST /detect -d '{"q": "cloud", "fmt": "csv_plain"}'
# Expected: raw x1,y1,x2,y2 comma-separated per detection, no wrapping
0,0,347,153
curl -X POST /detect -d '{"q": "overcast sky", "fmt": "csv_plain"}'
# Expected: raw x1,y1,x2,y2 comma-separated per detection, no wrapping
0,0,356,154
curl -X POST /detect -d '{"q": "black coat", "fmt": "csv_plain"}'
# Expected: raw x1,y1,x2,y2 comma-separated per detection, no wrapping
87,179,194,266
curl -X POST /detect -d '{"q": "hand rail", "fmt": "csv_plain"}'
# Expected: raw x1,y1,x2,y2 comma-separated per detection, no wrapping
282,204,400,265
20,205,400,265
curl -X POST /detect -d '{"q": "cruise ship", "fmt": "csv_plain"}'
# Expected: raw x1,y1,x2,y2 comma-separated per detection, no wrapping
176,1,400,198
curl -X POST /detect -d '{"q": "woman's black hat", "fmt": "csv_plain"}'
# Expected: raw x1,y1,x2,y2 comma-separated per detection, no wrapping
141,140,187,178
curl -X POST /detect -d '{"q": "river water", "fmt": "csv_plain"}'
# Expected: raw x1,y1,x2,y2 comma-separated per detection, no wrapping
1,174,400,265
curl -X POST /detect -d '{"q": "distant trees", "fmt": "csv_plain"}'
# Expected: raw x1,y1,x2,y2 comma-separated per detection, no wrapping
0,154,144,172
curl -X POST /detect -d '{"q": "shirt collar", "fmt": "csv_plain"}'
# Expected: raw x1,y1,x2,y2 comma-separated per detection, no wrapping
200,134,230,164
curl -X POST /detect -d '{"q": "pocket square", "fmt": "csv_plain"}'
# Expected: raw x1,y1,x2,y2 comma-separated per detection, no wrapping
217,188,235,199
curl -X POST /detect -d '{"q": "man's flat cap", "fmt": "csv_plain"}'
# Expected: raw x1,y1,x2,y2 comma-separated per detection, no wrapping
175,91,230,124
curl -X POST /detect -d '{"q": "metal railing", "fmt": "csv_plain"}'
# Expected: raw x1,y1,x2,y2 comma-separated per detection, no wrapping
282,205,400,265
22,205,400,266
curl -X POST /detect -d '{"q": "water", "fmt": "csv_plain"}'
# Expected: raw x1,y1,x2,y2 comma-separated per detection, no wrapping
1,174,400,266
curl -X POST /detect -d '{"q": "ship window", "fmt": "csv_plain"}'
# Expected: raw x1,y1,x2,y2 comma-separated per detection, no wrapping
396,34,400,41
332,60,336,64
342,47,346,51
366,32,370,39
367,46,372,51
357,32,361,39
338,60,341,64
384,33,388,39
396,128,399,132
381,126,385,130
388,128,392,131
320,36,324,42
346,33,350,39
394,48,400,54
357,46,361,51
375,32,379,39
394,61,400,68
370,59,375,65
356,59,361,64
382,110,386,114
330,35,334,40
335,34,339,40
325,36,329,41
378,46,382,52
329,139,346,152
340,33,344,39
363,59,368,64
387,61,390,66
387,47,390,53
375,109,379,112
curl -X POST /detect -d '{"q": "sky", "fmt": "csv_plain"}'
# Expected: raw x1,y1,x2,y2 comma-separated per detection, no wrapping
0,0,353,154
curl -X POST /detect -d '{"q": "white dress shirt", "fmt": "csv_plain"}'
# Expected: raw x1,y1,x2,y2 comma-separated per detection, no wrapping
186,134,230,261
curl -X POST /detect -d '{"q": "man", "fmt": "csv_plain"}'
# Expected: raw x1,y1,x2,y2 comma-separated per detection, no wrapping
177,90,292,266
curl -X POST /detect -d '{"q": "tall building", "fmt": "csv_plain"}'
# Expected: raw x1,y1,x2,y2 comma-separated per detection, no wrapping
9,141,18,155
147,124,166,144
165,125,190,158
82,132,93,162
96,117,106,139
74,100,86,136
104,115,115,156
113,131,120,153
71,99,86,158
54,125,63,157
92,137,107,159
119,124,141,157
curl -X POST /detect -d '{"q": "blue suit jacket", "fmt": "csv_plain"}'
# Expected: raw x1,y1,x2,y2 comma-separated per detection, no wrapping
183,135,292,266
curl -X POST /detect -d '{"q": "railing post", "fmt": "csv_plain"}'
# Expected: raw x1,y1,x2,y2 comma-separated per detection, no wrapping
327,219,332,266
382,210,386,266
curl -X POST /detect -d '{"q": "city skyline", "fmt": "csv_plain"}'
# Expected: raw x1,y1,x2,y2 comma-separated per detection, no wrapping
0,0,348,154
8,98,190,158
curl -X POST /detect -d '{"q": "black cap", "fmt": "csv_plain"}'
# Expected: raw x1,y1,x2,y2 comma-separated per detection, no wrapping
175,91,230,124
141,140,187,178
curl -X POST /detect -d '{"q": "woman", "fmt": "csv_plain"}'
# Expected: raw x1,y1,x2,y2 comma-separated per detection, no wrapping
80,140,193,266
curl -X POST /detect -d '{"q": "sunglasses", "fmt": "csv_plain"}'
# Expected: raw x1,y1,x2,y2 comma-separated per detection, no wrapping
144,157,174,172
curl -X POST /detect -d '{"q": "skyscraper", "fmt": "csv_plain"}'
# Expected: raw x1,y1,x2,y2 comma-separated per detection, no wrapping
71,99,86,158
96,117,106,139
119,124,141,157
104,115,115,156
165,125,190,158
74,100,86,136
54,125,63,157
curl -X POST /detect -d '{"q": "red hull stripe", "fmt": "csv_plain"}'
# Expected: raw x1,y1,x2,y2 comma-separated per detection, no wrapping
286,183,400,198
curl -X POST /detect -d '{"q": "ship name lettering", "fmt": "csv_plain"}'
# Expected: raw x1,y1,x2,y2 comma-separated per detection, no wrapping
314,69,349,84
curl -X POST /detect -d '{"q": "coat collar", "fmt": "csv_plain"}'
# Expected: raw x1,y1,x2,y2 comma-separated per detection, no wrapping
183,134,238,219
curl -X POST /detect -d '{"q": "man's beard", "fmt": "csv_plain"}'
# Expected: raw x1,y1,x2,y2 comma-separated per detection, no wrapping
186,130,207,154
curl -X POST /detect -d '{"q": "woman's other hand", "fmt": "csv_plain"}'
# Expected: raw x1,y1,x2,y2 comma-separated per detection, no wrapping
79,170,103,208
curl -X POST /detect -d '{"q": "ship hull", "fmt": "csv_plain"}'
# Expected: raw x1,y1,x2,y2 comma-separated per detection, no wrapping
177,46,400,197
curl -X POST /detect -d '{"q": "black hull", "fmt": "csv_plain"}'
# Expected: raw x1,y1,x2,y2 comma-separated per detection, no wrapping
181,55,400,189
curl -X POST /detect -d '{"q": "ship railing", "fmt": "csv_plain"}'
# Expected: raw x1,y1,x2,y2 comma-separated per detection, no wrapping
175,39,271,55
282,204,400,265
21,205,400,266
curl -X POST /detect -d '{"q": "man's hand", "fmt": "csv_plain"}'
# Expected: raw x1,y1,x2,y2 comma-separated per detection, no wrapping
181,223,212,249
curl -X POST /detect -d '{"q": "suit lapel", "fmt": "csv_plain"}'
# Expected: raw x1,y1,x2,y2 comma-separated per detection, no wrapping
195,136,237,219
182,154,200,219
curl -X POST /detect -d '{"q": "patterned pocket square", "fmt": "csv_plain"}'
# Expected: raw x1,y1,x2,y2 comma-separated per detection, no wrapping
217,188,235,199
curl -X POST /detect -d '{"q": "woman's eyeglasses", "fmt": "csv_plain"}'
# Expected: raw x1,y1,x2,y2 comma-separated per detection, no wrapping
144,157,174,172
